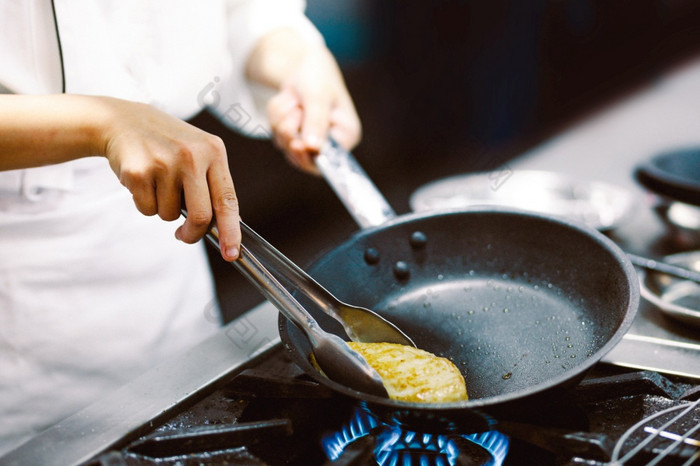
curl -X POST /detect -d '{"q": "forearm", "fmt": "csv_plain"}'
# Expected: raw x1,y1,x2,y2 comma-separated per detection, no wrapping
0,94,109,171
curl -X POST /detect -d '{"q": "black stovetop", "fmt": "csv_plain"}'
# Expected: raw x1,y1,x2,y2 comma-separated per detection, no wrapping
83,346,700,466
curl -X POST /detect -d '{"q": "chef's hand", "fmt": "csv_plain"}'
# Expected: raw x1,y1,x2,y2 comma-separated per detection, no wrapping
101,98,241,261
247,28,362,174
0,94,241,260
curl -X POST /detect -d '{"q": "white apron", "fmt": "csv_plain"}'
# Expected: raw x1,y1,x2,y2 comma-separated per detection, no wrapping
0,158,221,453
0,0,321,455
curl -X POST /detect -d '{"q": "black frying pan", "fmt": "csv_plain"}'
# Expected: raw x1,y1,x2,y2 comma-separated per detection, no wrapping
278,143,639,432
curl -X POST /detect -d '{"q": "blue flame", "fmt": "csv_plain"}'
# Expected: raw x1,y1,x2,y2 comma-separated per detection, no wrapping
322,408,509,465
462,431,509,465
322,408,380,460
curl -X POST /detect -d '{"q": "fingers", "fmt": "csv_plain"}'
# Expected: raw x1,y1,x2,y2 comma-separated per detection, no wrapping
268,90,319,174
265,48,362,175
269,89,361,175
207,160,241,261
175,177,211,244
267,89,299,133
328,98,362,151
128,178,158,216
175,177,241,262
173,139,241,261
155,173,182,221
115,156,159,216
175,175,241,262
105,106,240,260
268,93,302,155
119,157,186,222
299,87,331,155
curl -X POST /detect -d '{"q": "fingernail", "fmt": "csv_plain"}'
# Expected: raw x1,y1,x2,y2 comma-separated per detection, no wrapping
305,133,321,149
225,246,239,261
175,229,183,241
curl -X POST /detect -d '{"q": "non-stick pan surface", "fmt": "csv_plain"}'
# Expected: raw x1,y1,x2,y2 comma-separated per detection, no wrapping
279,207,638,431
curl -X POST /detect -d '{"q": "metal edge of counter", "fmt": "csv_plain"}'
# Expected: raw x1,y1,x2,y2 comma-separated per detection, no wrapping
0,302,281,466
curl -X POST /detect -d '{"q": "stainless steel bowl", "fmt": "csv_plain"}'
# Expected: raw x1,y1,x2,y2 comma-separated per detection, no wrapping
635,147,700,246
409,170,637,231
651,197,700,247
639,250,700,328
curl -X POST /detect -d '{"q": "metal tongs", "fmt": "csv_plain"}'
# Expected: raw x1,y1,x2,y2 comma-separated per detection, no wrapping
201,220,413,397
237,222,415,346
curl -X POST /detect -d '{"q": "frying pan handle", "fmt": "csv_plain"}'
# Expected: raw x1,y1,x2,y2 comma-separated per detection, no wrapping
315,138,397,228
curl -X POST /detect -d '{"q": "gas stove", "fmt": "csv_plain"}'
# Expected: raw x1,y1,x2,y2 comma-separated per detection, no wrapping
81,343,700,466
0,267,698,466
5,296,696,466
3,226,700,466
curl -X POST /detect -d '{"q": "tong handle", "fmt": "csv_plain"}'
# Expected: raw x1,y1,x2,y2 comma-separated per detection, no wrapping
203,223,390,397
182,210,325,342
238,222,348,324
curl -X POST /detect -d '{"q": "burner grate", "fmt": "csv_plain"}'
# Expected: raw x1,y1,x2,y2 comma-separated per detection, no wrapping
611,397,700,465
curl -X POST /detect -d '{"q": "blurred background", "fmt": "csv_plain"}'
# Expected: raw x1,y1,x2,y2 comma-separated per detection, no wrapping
188,0,700,322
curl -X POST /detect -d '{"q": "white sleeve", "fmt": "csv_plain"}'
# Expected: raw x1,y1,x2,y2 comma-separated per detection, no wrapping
204,0,325,138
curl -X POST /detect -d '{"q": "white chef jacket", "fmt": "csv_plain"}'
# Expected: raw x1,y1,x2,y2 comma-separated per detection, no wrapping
0,0,322,455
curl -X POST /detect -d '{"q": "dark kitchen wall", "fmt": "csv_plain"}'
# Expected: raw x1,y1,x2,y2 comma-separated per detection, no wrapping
308,0,700,179
191,0,700,322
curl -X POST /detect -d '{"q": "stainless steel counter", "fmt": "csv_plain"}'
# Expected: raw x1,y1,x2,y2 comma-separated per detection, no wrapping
0,301,281,466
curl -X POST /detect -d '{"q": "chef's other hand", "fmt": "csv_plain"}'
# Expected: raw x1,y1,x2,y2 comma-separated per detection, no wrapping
101,98,241,261
247,28,362,174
